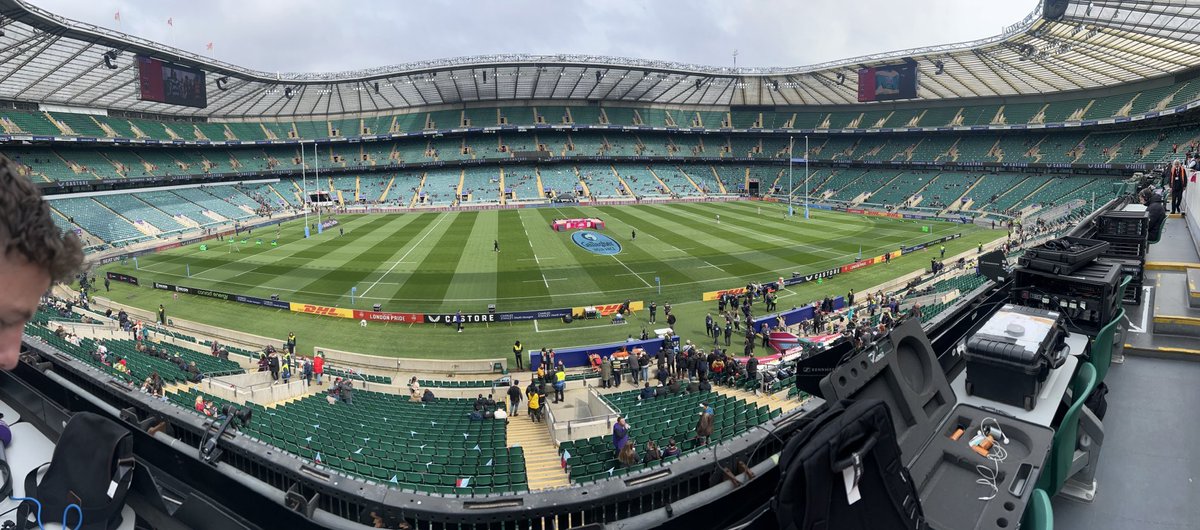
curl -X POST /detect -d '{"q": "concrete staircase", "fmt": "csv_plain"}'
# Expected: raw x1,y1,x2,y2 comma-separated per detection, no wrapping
507,414,571,491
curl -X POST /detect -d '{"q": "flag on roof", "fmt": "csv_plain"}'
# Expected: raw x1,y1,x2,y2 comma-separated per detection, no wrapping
113,11,120,21
167,17,173,26
561,450,571,469
455,478,471,488
206,42,213,51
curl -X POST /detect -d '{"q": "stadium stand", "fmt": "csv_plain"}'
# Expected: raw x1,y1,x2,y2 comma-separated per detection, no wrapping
560,388,778,483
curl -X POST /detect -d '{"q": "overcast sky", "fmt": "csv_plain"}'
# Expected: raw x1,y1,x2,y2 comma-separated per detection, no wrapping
29,0,1038,74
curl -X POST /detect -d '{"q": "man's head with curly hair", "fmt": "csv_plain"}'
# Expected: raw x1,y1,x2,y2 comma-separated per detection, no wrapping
0,154,83,369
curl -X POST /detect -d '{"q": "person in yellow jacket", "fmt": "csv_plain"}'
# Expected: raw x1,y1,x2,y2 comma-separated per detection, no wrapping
553,364,567,403
527,389,541,423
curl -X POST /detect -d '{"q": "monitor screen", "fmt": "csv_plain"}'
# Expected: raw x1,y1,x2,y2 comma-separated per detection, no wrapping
137,56,208,108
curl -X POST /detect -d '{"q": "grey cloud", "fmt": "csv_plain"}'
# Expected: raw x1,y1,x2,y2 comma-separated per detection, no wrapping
28,0,1037,73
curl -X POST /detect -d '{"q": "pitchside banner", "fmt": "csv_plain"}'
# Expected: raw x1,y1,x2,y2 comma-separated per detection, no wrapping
105,272,139,286
571,301,645,318
700,233,963,301
151,281,289,309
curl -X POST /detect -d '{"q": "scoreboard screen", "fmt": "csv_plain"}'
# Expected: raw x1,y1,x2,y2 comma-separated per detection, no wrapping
857,61,918,102
137,56,208,108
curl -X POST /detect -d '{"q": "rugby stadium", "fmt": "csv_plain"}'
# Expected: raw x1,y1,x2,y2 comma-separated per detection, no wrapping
3,0,1200,529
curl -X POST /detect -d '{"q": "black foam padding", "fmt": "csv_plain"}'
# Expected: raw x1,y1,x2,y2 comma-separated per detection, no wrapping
820,318,953,464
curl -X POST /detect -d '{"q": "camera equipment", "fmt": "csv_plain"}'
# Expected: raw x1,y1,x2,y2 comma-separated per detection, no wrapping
200,404,254,465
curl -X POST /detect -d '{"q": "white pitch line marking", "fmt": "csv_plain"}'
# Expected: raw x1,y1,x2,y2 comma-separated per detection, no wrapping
612,256,653,287
360,214,450,297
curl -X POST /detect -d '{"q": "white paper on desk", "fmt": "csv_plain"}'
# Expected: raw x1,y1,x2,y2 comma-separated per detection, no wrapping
977,308,1057,354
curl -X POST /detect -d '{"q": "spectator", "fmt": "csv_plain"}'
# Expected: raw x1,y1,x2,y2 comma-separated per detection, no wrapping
313,352,325,385
643,440,662,463
286,331,297,355
638,350,650,382
408,376,422,401
493,406,508,423
694,403,714,446
639,382,655,400
194,395,206,413
612,416,630,455
421,389,435,403
600,356,613,389
662,439,681,458
668,377,682,394
302,356,313,385
281,362,291,384
338,379,354,405
618,440,639,468
507,380,522,417
187,361,203,383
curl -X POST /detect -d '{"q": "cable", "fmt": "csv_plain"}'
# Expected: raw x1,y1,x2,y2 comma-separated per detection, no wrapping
973,417,1009,501
5,497,83,530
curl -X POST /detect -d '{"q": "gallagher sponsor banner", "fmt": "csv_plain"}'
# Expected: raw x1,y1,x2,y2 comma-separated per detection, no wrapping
353,310,424,323
289,303,354,319
105,272,139,286
702,287,748,302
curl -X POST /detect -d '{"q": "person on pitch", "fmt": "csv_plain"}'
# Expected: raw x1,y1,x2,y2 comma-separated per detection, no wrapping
494,239,500,252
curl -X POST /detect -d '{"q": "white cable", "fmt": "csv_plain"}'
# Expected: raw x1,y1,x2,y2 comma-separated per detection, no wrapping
974,417,1009,501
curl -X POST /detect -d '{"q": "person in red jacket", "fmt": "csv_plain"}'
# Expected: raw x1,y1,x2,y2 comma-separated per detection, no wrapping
313,352,325,386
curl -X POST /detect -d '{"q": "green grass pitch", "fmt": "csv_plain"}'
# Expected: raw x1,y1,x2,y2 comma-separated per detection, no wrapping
99,201,1004,359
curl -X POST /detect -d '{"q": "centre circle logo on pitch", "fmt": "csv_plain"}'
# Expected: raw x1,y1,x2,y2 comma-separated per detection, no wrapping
571,231,622,255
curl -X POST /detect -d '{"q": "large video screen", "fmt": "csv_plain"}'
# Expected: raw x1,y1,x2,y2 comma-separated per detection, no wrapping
137,56,207,108
857,61,918,102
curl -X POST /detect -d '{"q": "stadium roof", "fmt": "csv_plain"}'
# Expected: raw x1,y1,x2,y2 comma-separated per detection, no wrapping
2,0,1200,118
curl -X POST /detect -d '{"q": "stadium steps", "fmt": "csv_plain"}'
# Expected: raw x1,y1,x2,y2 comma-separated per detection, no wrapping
647,168,673,195
535,168,546,197
454,169,466,204
498,168,508,205
576,167,592,198
611,166,634,196
266,184,291,207
410,172,427,207
676,166,706,195
92,116,120,137
44,112,73,135
712,386,793,414
709,167,730,194
507,416,570,491
92,198,159,236
945,175,986,213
